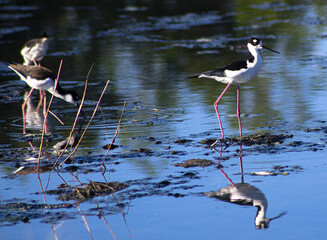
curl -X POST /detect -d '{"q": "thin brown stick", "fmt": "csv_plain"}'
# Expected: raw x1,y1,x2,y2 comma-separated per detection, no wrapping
54,170,69,191
38,173,59,240
100,100,126,174
122,212,132,240
53,64,94,167
58,79,110,167
37,60,63,171
76,203,94,240
48,110,64,125
101,213,117,240
99,105,110,146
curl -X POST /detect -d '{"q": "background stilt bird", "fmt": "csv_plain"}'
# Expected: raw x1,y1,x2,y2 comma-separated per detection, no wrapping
20,33,50,106
21,32,49,66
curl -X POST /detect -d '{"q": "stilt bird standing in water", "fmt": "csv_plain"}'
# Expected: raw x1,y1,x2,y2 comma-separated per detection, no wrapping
8,63,80,134
20,33,50,106
21,32,49,66
189,37,280,147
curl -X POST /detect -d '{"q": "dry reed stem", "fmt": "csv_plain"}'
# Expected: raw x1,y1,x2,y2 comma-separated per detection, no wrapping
99,106,109,145
100,100,126,174
76,203,94,240
58,79,111,167
37,60,63,171
48,110,64,125
37,174,59,240
100,209,117,240
123,212,132,240
53,64,93,167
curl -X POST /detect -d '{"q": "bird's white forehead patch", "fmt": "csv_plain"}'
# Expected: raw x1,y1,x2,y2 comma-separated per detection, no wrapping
252,38,259,45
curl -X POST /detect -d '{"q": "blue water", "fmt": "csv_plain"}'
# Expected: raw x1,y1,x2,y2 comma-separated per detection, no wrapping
1,0,327,239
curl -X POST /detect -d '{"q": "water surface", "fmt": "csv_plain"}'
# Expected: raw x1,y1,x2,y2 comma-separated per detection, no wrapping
1,0,327,239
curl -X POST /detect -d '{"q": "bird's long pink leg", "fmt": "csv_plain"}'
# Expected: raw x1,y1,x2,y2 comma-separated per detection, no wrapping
211,83,232,148
22,88,34,134
237,84,242,137
214,82,232,138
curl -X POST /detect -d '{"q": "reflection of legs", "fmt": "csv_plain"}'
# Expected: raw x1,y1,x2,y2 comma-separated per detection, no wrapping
22,88,34,134
216,146,223,167
237,84,242,137
211,82,232,148
216,146,235,187
239,145,244,183
216,145,244,186
36,90,44,111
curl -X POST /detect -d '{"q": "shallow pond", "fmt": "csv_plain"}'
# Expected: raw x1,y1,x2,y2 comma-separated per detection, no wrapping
1,0,327,239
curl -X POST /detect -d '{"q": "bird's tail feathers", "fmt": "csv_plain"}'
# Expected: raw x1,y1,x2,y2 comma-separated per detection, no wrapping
187,73,201,79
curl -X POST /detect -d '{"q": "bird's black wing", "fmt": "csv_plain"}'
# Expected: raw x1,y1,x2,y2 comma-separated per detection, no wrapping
204,60,248,76
9,63,56,80
27,66,56,80
188,58,252,78
24,38,41,49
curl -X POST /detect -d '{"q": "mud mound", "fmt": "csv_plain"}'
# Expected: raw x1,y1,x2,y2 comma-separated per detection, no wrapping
59,181,128,202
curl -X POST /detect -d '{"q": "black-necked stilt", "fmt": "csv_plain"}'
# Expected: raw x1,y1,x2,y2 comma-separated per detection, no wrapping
8,63,80,133
21,32,49,66
189,37,280,146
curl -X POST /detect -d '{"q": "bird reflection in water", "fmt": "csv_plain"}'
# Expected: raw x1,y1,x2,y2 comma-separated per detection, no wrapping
52,119,83,152
23,90,54,134
14,129,82,175
13,99,84,175
205,146,286,229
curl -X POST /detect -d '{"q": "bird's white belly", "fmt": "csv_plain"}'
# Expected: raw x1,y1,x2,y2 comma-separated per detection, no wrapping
225,65,260,84
30,46,48,60
26,76,54,90
22,42,49,61
202,57,262,84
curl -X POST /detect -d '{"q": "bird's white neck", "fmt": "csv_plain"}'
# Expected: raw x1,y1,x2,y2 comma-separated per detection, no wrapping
247,43,261,62
254,201,269,228
48,87,74,104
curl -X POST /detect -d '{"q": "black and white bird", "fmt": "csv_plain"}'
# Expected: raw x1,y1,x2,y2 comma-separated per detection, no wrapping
21,32,49,66
8,63,79,105
8,63,80,133
189,37,280,146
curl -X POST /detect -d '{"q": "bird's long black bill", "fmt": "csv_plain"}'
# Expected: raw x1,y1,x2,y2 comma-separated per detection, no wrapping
262,45,280,54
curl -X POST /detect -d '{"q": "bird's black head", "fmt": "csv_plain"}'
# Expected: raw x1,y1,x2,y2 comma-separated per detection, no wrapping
248,37,280,54
70,90,80,102
42,32,48,39
248,37,261,46
63,90,80,106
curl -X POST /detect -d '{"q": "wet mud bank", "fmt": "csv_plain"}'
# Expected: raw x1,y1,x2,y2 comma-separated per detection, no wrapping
1,126,326,226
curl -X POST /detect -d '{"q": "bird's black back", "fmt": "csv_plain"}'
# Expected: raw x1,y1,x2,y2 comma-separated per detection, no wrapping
188,56,254,78
9,63,56,80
